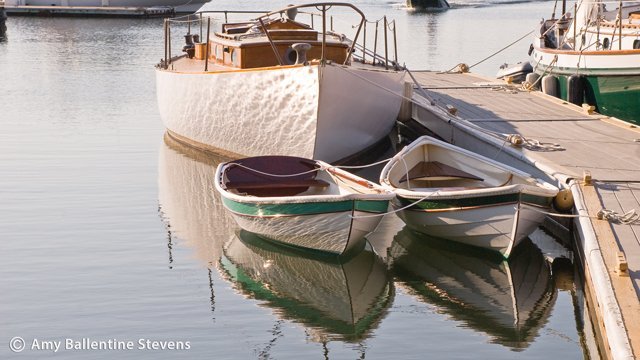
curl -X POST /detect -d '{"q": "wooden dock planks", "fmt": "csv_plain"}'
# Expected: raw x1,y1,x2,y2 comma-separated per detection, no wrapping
409,70,640,359
582,182,640,357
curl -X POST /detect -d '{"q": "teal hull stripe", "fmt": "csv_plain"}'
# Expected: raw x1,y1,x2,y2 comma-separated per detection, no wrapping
534,71,640,124
396,193,553,210
223,197,389,216
355,199,389,213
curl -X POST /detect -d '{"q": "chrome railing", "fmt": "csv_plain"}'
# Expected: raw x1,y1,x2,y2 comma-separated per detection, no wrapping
159,3,399,71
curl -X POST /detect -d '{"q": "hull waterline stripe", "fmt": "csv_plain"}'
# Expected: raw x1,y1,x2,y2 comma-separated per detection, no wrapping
222,197,389,216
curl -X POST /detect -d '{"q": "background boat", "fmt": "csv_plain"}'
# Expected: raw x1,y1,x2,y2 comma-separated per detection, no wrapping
530,0,640,124
4,0,209,13
407,0,450,12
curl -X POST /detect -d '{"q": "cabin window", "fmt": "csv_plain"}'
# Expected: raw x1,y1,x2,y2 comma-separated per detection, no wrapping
602,38,610,50
634,40,640,49
215,45,223,60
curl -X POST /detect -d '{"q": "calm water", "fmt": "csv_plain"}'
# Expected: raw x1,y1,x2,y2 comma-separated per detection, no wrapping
1,1,590,358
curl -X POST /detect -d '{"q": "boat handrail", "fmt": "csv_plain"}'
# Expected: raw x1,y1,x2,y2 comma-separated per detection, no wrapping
159,3,399,71
541,0,640,51
250,3,365,66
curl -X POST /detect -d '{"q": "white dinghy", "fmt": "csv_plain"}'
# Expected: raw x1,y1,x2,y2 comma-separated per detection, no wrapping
379,136,559,258
215,155,394,256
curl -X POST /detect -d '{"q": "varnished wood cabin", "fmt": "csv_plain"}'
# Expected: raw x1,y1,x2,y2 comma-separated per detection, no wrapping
199,17,350,69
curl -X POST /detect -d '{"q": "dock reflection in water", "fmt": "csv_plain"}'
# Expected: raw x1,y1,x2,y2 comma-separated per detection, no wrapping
389,228,556,350
221,230,393,342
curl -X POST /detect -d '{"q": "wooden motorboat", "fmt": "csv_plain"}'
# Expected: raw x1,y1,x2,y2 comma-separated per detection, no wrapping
379,136,559,257
156,3,406,163
215,155,394,255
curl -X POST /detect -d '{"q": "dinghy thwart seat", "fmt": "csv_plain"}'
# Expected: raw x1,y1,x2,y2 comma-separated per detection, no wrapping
398,161,484,187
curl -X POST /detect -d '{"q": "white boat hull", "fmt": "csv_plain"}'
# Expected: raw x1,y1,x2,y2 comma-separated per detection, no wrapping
396,202,547,257
532,46,640,76
156,63,405,163
215,157,393,256
379,136,558,258
229,210,384,255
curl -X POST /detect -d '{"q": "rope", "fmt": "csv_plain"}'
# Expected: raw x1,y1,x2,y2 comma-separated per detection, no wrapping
521,58,543,91
332,63,563,152
440,63,470,74
524,205,640,225
350,191,440,219
523,55,558,91
352,197,640,222
332,157,392,169
225,162,327,177
597,209,640,225
225,157,391,179
505,134,564,151
330,64,416,104
468,30,535,70
525,205,588,218
441,30,534,74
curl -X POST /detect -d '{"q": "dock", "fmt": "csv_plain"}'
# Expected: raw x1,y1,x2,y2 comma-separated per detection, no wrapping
4,5,175,17
407,70,640,359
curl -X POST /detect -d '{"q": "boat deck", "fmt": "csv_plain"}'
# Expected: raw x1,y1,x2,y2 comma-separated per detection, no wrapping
165,56,230,73
408,70,640,359
164,55,393,73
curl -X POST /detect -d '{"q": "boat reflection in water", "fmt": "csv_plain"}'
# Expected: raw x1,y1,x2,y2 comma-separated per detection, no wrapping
221,230,393,342
389,227,556,349
158,133,238,267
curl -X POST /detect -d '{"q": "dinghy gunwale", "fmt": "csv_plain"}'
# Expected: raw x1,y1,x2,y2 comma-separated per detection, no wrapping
379,136,559,200
216,158,393,204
